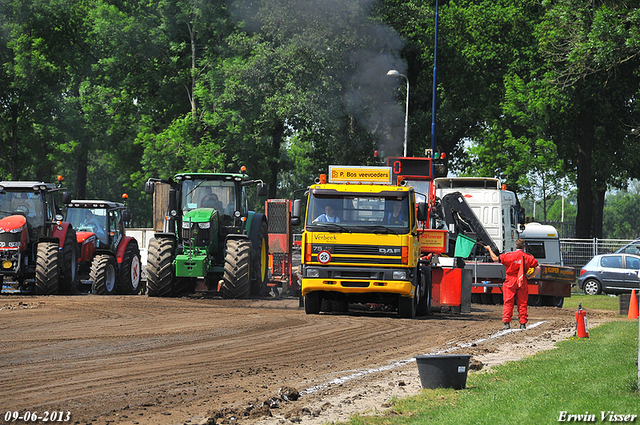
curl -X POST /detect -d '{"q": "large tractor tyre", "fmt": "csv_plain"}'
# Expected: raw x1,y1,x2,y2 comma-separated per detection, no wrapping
116,240,142,295
398,294,417,319
250,220,269,297
59,227,78,294
90,255,117,295
304,292,321,315
34,242,61,295
146,238,175,297
221,239,251,299
173,277,197,296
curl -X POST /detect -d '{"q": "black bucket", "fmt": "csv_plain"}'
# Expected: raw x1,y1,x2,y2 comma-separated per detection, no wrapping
414,354,471,390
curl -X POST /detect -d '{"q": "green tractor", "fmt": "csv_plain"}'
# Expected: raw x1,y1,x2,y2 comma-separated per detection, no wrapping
144,170,269,298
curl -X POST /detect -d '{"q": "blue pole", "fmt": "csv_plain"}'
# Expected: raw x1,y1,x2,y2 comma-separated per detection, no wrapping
431,0,439,175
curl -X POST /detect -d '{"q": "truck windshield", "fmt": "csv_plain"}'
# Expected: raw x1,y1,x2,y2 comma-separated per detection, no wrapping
181,179,236,216
306,193,410,232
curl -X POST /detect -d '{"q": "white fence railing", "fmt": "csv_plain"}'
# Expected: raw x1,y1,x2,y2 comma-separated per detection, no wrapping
560,238,636,269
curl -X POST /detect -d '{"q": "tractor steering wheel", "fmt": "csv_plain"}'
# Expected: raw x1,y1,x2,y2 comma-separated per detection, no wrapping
13,204,30,216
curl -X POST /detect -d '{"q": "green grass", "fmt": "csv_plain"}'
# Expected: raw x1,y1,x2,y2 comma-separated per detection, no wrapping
346,320,640,425
564,293,620,311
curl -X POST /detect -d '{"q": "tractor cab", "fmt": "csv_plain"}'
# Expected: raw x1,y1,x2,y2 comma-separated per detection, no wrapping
65,201,130,252
0,182,65,241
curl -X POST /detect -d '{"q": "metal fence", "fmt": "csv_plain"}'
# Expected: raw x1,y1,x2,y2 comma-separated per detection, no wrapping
560,238,635,269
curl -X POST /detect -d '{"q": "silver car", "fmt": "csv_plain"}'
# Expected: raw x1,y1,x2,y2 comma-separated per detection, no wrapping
578,253,640,295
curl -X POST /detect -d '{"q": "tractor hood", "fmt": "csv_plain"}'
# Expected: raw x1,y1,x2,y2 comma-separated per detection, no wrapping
0,215,27,234
182,208,215,223
0,215,29,251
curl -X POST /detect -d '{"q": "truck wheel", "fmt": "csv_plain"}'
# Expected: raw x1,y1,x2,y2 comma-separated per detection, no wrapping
59,227,78,294
582,278,601,295
528,294,543,306
552,296,564,308
398,294,417,319
117,240,141,295
416,274,431,316
35,242,61,295
146,238,175,297
331,299,349,313
250,220,269,297
304,292,321,314
222,239,251,299
90,255,117,295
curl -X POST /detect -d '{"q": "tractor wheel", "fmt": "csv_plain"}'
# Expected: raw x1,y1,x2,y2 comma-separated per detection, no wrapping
34,242,61,295
59,227,78,294
116,240,142,295
250,220,269,297
221,239,251,299
146,238,175,297
90,255,117,295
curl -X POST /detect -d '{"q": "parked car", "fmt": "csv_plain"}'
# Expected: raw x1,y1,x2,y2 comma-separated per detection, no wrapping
615,239,640,254
578,253,640,295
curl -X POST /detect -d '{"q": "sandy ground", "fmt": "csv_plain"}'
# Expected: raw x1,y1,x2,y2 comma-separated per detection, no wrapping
0,294,615,425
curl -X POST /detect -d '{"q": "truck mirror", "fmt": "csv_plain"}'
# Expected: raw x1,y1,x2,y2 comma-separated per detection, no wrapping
291,199,302,226
144,181,155,195
123,209,132,223
62,191,72,205
257,182,268,197
417,202,428,222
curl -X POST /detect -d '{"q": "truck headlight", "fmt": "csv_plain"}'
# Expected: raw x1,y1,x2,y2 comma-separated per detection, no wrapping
392,270,407,280
198,222,210,229
182,221,192,229
307,268,320,278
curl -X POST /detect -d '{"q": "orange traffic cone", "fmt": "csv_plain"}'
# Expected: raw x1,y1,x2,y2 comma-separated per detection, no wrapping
628,289,639,319
575,303,589,338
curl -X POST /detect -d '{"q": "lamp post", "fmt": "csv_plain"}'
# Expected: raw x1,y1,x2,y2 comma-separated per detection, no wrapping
387,69,409,157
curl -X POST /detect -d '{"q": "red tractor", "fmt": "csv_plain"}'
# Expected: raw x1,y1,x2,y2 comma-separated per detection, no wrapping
0,180,78,294
65,199,141,295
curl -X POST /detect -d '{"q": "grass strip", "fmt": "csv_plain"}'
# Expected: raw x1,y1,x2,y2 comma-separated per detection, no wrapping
565,293,621,312
347,320,639,425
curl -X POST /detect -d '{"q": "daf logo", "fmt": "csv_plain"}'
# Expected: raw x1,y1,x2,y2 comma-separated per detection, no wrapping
379,248,401,255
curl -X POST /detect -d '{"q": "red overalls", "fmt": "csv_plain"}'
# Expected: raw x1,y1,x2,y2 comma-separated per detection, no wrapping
499,249,538,325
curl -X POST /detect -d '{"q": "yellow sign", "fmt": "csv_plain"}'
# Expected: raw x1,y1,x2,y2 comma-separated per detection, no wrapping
328,166,392,184
419,230,449,254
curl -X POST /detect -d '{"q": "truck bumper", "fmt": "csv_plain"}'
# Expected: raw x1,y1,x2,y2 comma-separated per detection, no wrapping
301,278,415,297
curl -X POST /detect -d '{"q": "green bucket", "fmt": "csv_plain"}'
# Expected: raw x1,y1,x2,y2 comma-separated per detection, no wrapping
454,234,476,258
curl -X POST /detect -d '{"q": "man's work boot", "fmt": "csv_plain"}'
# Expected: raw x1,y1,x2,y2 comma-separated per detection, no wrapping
520,323,526,330
502,322,510,330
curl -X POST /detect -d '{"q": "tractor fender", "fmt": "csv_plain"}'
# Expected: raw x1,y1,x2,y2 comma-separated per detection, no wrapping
51,222,73,248
115,236,137,264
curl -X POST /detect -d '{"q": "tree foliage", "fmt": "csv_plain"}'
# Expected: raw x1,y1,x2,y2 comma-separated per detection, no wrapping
1,0,640,234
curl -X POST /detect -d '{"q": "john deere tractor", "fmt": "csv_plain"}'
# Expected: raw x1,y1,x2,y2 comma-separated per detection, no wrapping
144,169,269,298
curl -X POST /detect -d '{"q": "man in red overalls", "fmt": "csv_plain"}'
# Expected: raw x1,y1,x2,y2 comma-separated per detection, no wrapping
485,239,540,330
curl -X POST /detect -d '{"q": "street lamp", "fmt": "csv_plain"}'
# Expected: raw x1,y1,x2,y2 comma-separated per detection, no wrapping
387,69,409,157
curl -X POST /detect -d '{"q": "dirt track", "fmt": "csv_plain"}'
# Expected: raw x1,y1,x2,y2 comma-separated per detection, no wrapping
0,295,615,425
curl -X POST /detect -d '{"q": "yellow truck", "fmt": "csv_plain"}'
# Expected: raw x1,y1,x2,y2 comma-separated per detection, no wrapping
291,165,431,318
